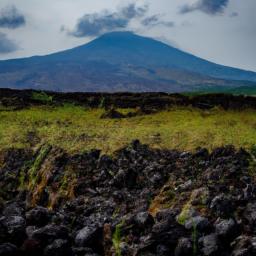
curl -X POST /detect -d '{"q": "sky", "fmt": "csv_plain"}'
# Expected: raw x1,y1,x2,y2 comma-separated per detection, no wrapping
0,0,255,71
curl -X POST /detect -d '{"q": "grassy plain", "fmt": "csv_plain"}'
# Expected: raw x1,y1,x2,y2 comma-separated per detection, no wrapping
0,104,256,153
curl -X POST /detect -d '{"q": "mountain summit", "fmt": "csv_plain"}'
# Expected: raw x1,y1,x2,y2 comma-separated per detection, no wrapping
0,31,256,92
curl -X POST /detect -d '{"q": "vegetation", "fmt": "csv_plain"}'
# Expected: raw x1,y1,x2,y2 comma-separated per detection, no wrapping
177,201,192,225
31,91,53,104
98,96,106,108
183,85,256,96
28,144,52,189
112,221,124,256
1,104,256,153
225,86,256,96
192,223,198,256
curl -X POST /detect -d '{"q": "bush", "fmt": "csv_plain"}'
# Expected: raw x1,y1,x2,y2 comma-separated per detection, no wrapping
31,92,53,104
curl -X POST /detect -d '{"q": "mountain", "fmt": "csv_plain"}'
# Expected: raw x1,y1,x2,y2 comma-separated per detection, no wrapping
0,31,256,92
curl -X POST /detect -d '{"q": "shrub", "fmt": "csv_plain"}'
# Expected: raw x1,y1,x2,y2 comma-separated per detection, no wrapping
31,91,53,104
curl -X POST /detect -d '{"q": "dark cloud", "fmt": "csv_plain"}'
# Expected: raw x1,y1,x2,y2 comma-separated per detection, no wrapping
141,15,174,27
70,13,127,37
142,15,159,26
121,3,148,19
0,32,18,53
0,5,26,29
69,3,148,37
230,12,239,18
180,0,229,15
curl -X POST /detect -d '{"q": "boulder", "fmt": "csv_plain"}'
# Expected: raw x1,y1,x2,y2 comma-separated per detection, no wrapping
134,212,154,229
31,224,69,247
231,235,252,256
0,243,17,256
0,218,8,244
4,216,26,245
175,238,193,256
184,216,211,233
75,226,102,247
2,203,24,217
199,233,219,256
44,239,73,256
155,208,179,223
215,218,239,242
119,242,132,256
156,244,170,255
210,194,234,218
20,238,41,255
113,168,137,189
26,206,51,227
243,202,256,227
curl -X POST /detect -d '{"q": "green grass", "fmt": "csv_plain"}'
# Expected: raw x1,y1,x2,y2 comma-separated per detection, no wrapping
28,144,52,189
1,104,256,153
192,222,198,256
112,221,124,256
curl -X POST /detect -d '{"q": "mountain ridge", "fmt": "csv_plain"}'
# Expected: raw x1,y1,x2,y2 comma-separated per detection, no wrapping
0,31,255,92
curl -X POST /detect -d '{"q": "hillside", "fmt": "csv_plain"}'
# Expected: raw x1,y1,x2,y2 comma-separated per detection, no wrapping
0,32,256,92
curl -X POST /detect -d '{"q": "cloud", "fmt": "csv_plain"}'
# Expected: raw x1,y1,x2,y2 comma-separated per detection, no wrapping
69,3,148,37
0,5,26,29
0,32,18,53
230,12,239,18
180,0,229,15
141,15,175,28
121,3,148,19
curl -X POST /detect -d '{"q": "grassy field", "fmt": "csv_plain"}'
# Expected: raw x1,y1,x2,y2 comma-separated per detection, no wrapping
1,104,256,153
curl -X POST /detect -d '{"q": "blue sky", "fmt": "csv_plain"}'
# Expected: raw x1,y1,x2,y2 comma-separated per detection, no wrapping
0,0,255,71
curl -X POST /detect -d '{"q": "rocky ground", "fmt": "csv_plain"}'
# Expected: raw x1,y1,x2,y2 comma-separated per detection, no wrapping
1,140,256,255
2,88,256,111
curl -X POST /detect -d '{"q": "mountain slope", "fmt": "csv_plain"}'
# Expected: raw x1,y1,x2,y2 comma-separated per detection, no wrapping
0,31,255,92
